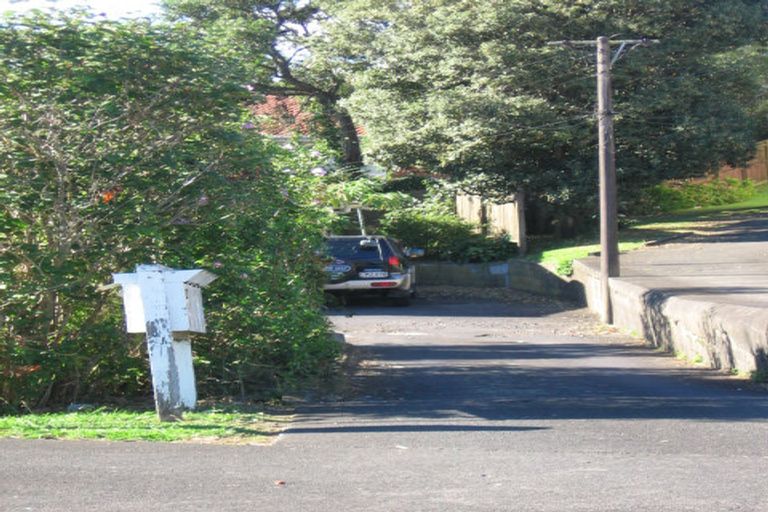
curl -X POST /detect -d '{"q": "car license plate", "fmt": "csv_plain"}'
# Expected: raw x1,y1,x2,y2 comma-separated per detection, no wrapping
325,264,352,273
359,271,388,278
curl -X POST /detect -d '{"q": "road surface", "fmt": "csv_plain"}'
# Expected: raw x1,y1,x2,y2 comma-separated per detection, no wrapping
2,293,766,511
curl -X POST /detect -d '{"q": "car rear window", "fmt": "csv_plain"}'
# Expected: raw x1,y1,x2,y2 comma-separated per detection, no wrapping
327,238,382,260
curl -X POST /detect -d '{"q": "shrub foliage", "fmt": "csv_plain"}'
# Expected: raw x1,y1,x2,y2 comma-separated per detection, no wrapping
380,203,517,263
0,13,337,412
631,179,757,214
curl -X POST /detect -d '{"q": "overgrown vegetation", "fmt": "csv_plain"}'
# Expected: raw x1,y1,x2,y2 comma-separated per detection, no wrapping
164,0,365,169
322,0,767,224
0,13,338,414
380,204,517,263
629,179,758,215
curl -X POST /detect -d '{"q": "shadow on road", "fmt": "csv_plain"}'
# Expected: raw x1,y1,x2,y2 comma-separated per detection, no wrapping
325,297,576,318
285,424,549,434
286,341,768,433
357,342,670,362
638,213,768,246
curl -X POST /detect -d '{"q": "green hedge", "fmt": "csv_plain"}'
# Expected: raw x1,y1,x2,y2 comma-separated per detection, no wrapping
379,207,517,263
632,179,757,214
0,15,338,413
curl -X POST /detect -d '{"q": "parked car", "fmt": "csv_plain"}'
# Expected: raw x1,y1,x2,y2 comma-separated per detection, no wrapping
323,235,421,305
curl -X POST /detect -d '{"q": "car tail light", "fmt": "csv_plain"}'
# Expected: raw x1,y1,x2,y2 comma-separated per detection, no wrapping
371,281,398,288
388,256,402,269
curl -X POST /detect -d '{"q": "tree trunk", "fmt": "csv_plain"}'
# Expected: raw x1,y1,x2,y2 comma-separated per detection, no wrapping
335,108,363,171
316,94,363,173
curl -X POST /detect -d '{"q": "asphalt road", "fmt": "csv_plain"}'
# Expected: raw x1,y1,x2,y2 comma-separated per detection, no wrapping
2,295,767,511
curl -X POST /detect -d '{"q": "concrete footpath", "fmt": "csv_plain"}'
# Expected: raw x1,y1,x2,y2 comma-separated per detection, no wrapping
573,214,768,375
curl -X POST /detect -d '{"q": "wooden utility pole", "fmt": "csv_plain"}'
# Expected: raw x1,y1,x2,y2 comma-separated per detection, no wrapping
547,37,658,323
596,36,619,324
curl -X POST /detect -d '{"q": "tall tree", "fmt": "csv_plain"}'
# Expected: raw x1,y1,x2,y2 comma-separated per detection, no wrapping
163,0,364,170
322,0,767,224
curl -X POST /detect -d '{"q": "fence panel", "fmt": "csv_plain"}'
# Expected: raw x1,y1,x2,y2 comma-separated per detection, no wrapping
717,140,768,182
456,192,527,255
455,194,484,231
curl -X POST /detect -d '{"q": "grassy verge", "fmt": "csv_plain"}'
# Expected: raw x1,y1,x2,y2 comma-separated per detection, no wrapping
529,182,768,275
631,182,768,229
533,241,646,275
0,405,290,443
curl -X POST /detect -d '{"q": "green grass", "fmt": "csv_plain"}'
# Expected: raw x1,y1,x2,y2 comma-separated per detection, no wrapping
675,181,768,214
528,182,768,275
535,241,647,274
0,406,289,443
632,182,768,229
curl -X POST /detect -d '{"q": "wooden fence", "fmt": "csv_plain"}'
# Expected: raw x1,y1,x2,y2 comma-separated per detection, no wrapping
455,192,527,255
717,140,768,183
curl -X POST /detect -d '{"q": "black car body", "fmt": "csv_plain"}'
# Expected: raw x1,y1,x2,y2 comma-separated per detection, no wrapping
323,235,416,303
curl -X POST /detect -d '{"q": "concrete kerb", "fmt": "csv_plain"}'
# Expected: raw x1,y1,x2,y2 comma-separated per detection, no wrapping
572,259,768,375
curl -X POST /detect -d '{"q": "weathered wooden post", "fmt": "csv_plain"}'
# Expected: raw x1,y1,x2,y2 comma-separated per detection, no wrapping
112,265,216,421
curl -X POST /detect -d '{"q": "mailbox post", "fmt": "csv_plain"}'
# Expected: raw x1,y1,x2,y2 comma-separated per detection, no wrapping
112,265,216,421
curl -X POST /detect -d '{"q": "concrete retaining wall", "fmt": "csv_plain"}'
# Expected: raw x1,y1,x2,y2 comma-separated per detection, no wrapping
415,260,584,301
572,260,768,374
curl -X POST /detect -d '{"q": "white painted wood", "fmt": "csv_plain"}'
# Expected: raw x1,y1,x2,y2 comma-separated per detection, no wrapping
111,265,217,420
112,273,146,333
136,266,178,420
165,281,192,333
184,285,206,333
165,270,216,333
172,338,197,409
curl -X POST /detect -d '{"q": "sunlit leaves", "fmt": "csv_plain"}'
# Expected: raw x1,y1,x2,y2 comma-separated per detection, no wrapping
0,12,337,411
323,0,766,218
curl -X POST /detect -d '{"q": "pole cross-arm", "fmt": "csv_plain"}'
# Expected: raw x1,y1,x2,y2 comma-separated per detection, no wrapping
546,39,660,47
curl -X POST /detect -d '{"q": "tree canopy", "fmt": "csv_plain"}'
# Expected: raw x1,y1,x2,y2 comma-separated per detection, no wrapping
163,0,364,169
321,0,767,218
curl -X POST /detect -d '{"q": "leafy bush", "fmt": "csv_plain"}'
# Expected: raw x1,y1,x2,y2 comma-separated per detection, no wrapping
379,205,516,263
556,259,574,276
631,179,757,214
0,14,338,413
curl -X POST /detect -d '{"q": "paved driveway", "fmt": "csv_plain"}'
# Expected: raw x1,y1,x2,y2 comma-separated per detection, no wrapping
2,295,767,511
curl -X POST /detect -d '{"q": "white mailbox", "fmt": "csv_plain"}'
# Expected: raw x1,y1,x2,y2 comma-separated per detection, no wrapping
111,264,217,420
113,266,216,334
